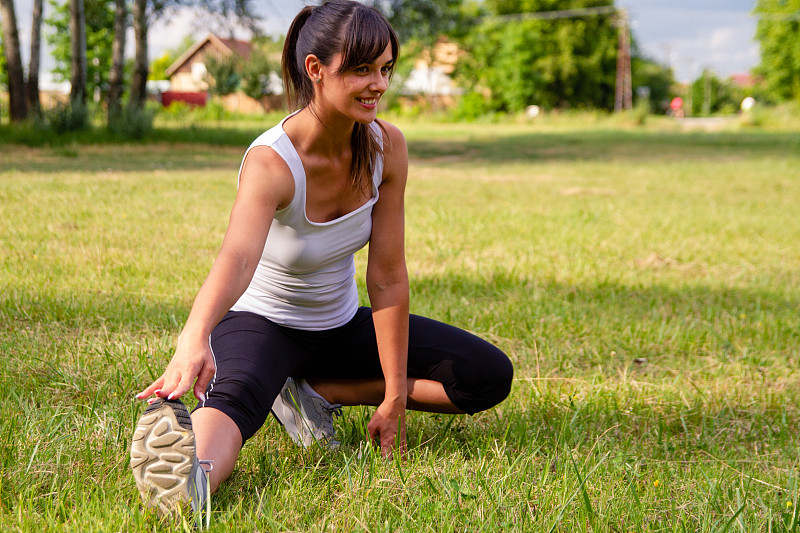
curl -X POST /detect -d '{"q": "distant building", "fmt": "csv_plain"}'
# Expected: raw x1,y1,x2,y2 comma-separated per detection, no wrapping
164,33,283,113
729,73,760,89
399,38,464,110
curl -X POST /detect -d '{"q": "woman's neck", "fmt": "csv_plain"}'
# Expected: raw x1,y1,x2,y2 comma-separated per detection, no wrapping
286,106,355,159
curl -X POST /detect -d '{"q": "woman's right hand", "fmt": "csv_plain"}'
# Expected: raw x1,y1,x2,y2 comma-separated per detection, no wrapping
134,145,291,404
135,331,216,403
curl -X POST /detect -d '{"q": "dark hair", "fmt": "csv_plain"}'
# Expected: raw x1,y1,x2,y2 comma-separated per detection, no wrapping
282,0,399,193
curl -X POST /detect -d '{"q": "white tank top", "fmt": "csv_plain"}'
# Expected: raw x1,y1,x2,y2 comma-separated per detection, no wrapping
230,115,384,330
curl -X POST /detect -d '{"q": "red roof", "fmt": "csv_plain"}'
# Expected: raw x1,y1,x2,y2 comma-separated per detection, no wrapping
729,73,760,88
218,38,252,60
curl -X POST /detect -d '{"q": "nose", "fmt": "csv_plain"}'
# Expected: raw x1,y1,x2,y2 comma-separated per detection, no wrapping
370,71,388,93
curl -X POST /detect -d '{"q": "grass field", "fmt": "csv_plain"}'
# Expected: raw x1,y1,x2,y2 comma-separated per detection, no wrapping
1,117,799,531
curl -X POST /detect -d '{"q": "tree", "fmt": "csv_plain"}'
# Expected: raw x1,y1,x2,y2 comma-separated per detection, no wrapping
631,55,676,113
204,53,240,96
689,69,741,116
70,0,88,105
46,0,113,102
148,35,194,80
128,0,260,109
240,38,281,102
754,0,800,103
457,0,618,112
107,0,126,120
0,0,28,121
379,0,474,44
128,0,147,108
26,0,44,111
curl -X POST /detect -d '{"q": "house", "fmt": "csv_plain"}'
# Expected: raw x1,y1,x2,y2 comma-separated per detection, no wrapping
163,33,284,113
399,38,463,110
729,73,761,90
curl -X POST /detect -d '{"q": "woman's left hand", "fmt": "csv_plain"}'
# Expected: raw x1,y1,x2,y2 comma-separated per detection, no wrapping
367,399,407,458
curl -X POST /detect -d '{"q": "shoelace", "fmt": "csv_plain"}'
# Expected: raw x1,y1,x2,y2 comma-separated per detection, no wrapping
324,403,343,418
195,460,214,530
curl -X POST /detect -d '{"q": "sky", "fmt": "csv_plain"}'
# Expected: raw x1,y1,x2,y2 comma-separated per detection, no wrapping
10,0,761,84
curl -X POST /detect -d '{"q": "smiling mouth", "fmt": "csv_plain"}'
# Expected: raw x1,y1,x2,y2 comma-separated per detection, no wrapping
357,97,378,105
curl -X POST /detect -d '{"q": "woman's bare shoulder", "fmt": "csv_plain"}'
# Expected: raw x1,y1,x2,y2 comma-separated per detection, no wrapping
239,145,295,209
375,119,408,175
376,119,406,149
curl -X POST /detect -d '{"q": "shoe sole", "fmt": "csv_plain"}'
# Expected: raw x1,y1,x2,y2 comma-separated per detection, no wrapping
130,399,196,515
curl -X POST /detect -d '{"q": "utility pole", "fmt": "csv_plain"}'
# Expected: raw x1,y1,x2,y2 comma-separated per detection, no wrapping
614,9,632,112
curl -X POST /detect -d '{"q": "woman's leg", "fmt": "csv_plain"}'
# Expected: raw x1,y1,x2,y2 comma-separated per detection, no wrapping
309,377,464,413
305,309,513,415
191,311,313,488
191,407,242,492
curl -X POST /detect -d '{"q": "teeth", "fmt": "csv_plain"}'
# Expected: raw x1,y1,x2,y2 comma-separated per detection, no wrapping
359,98,377,104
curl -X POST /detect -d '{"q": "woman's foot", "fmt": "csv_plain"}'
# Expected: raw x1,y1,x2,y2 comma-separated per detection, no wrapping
130,398,212,517
271,378,342,448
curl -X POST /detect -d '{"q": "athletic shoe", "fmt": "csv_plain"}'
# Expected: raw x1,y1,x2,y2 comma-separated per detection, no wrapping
271,377,342,448
130,398,212,521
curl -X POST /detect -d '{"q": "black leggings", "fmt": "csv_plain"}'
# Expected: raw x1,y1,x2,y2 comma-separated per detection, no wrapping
200,307,513,442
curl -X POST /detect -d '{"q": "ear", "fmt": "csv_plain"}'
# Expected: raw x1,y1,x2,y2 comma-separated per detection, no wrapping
305,54,323,83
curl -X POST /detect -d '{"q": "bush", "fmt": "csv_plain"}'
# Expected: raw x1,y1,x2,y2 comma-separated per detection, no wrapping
42,100,90,133
108,104,156,139
450,92,491,122
191,100,227,122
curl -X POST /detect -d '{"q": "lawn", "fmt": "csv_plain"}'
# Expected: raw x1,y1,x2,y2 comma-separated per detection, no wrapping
1,117,799,531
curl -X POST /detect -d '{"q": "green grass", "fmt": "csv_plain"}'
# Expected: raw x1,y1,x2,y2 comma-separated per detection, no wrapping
1,119,799,531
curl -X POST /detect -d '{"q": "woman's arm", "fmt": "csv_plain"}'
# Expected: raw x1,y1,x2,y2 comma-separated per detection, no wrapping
137,146,294,402
366,121,410,456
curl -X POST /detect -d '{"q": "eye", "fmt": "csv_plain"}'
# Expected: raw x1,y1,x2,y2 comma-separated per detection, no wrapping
354,66,369,74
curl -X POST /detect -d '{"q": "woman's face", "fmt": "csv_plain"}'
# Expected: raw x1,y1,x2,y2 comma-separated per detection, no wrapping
317,44,394,124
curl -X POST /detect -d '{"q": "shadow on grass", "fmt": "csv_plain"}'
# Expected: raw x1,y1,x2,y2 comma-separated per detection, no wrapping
407,129,800,165
3,271,796,341
0,142,244,174
409,273,799,352
4,126,799,175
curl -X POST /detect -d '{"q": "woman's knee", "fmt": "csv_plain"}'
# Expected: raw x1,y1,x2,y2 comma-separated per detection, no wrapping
450,346,513,414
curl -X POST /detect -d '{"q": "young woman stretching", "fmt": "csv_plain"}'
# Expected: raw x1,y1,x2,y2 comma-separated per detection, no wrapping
130,0,513,515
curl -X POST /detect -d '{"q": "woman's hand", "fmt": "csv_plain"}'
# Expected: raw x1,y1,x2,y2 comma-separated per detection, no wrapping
134,146,291,404
135,332,216,403
367,399,407,458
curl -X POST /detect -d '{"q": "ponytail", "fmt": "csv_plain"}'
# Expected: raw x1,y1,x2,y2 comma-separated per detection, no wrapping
282,6,314,110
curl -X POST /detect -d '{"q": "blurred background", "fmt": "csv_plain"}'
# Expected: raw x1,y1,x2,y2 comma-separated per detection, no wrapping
0,0,797,132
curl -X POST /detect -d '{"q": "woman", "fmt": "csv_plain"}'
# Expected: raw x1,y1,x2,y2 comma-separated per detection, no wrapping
130,0,513,515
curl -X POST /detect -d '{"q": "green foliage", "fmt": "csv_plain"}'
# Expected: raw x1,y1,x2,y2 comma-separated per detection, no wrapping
39,100,91,133
450,91,492,121
0,35,7,89
148,35,195,81
45,0,116,101
148,53,175,82
457,0,618,112
754,0,800,103
690,69,744,116
240,47,279,101
204,53,241,96
631,56,676,113
107,103,156,139
380,0,476,44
